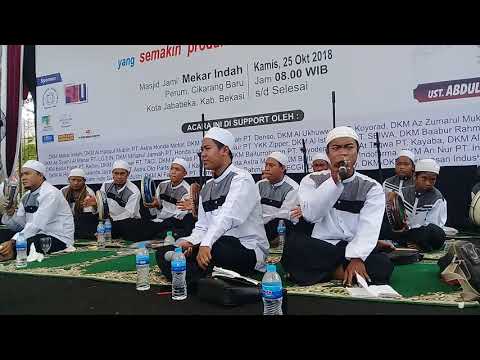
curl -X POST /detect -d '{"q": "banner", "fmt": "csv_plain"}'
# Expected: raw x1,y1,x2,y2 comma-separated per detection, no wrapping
35,45,480,185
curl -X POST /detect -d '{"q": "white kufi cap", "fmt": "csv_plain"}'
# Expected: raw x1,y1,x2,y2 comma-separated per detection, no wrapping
112,160,130,172
267,151,288,167
22,160,46,176
172,158,188,173
312,152,330,164
204,127,235,150
325,126,360,146
415,159,440,174
397,150,415,163
69,168,86,179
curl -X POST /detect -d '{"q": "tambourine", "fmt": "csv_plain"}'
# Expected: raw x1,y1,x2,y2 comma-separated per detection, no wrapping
141,175,156,204
190,182,201,218
386,248,423,265
386,192,407,231
95,190,109,221
470,191,480,226
1,178,19,209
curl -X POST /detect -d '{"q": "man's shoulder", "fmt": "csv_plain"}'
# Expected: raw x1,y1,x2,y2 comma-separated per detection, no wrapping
256,178,269,186
231,166,254,182
384,175,398,185
126,181,140,194
284,175,299,189
302,170,331,187
355,172,381,187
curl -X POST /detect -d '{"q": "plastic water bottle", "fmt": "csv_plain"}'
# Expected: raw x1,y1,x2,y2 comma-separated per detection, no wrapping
277,219,286,248
164,230,175,245
171,247,187,300
262,264,283,315
136,244,150,291
104,219,112,243
97,221,105,249
15,233,28,269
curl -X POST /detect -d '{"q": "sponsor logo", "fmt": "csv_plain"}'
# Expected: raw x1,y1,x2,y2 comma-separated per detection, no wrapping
42,135,54,143
59,113,73,128
42,88,59,109
65,83,87,104
36,73,62,87
41,115,51,126
58,133,74,142
78,128,100,139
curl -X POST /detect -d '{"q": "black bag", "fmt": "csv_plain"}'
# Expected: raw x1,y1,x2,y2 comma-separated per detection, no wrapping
438,240,480,301
197,276,262,306
197,276,288,311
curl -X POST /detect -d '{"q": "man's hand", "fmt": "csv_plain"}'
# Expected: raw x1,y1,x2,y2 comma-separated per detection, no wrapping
343,258,370,286
376,240,396,252
83,195,97,208
0,240,14,261
6,206,16,217
330,166,342,184
177,198,193,211
144,197,160,209
196,246,212,270
177,240,194,257
290,207,302,220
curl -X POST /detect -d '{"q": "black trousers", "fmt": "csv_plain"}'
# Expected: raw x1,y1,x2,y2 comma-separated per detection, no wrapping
0,229,16,243
264,218,295,244
112,214,195,242
0,233,66,256
281,230,394,286
155,235,257,290
380,220,446,252
74,213,98,240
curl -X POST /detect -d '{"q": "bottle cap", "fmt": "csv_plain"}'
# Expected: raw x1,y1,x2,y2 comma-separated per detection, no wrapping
167,231,173,236
174,247,182,253
267,264,276,272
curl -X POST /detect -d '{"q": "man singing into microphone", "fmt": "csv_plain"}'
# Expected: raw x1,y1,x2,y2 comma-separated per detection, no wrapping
281,126,394,286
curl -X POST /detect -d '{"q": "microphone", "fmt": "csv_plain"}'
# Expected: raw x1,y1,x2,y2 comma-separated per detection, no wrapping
164,250,175,262
338,158,349,180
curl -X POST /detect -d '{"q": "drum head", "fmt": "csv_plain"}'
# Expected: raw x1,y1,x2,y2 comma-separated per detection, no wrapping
95,190,109,220
387,193,407,230
141,176,156,204
470,191,480,226
386,248,423,265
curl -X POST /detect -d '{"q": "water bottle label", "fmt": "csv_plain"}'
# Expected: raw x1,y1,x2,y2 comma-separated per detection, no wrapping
172,260,186,272
136,254,150,265
16,242,27,251
262,284,283,299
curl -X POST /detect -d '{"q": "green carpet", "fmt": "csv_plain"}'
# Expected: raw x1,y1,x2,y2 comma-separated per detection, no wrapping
26,251,117,269
391,262,459,297
82,252,157,274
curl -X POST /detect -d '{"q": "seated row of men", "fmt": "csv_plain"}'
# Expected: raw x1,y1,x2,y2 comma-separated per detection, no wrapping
0,126,448,288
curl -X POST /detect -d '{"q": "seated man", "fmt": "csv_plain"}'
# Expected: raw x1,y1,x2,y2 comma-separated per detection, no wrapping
383,150,415,196
311,152,330,172
257,151,300,247
140,158,195,240
156,127,269,286
61,168,97,239
0,160,74,261
382,159,447,252
85,160,141,241
281,126,394,286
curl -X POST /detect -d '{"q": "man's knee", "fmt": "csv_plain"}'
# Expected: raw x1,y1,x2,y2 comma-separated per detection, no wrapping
425,224,446,250
366,253,394,284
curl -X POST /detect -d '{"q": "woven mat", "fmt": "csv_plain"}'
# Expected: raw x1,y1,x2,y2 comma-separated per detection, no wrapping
1,240,478,307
